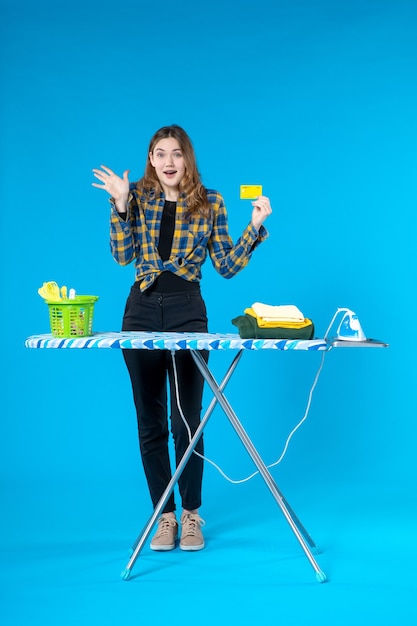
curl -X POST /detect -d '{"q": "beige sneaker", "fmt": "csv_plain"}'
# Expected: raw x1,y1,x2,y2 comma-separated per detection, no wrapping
150,515,178,551
180,513,205,551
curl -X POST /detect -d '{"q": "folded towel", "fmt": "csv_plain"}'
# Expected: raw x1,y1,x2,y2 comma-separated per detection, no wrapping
245,307,312,329
251,302,305,322
232,314,314,339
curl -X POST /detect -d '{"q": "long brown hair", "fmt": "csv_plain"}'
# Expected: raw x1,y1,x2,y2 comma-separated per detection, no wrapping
137,124,211,218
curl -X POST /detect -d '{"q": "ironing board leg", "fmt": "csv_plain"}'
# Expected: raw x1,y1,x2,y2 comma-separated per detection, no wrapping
120,350,244,581
276,496,319,552
190,350,327,583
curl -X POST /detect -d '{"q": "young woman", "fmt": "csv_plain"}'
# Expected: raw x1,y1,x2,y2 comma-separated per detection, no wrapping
92,125,272,551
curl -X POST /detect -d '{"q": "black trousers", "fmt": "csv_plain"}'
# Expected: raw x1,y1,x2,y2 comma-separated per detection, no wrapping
122,284,208,513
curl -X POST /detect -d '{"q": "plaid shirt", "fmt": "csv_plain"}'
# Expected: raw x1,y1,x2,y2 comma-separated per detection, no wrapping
110,186,268,291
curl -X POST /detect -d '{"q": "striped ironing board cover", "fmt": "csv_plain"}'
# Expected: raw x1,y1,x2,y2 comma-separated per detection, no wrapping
25,332,329,351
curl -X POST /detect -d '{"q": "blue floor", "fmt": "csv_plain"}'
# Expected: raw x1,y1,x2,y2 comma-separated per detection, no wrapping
2,476,416,626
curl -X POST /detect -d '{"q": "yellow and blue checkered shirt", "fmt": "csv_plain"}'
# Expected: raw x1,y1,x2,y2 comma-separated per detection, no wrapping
110,186,268,291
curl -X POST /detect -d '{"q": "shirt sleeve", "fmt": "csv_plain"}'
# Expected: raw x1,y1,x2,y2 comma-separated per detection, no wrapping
109,194,136,266
207,193,268,279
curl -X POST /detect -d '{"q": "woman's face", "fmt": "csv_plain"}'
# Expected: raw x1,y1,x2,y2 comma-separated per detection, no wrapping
149,137,186,195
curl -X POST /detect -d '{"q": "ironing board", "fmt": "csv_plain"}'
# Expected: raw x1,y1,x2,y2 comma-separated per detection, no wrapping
25,331,387,583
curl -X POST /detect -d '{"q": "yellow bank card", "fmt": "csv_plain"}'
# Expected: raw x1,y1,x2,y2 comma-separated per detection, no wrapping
240,185,263,199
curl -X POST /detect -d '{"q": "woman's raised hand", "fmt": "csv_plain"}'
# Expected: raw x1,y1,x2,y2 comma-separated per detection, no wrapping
92,165,130,202
251,195,272,231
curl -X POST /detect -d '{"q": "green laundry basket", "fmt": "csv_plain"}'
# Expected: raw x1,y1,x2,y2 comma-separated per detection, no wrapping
46,296,99,338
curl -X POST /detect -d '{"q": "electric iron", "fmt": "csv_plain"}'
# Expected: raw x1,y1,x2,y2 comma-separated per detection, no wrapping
335,308,366,341
325,308,388,348
325,307,367,343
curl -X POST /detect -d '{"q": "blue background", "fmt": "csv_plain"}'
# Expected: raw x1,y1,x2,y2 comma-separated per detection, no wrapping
1,0,416,624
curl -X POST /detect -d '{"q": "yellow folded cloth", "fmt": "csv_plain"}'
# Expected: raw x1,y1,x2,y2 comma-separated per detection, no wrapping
244,307,313,329
251,302,305,323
